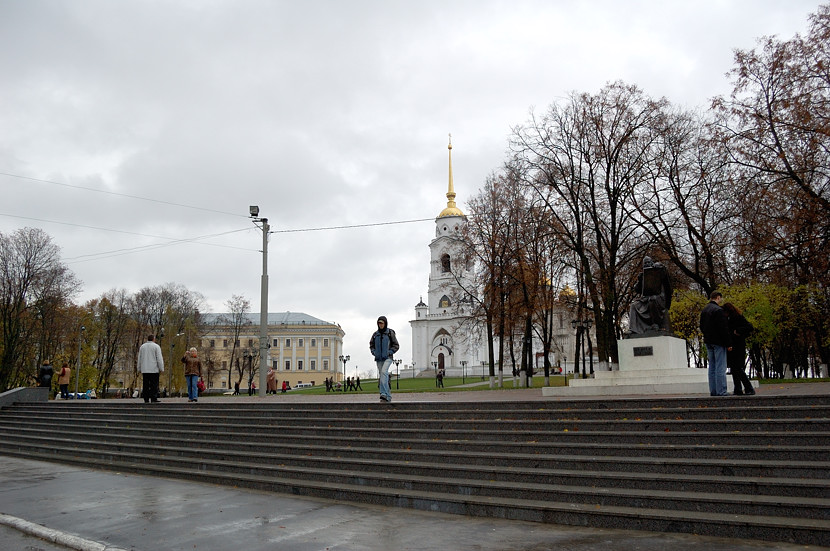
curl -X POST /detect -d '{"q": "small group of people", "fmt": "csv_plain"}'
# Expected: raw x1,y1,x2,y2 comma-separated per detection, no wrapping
325,376,362,392
137,334,204,403
700,291,756,397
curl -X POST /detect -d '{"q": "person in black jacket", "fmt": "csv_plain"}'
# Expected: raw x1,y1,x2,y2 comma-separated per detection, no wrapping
699,291,732,396
722,302,756,396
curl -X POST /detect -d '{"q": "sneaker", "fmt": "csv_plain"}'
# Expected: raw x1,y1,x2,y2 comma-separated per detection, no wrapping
745,389,756,395
379,396,388,402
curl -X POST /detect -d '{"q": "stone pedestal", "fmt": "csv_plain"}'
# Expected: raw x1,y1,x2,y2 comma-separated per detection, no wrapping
542,335,756,397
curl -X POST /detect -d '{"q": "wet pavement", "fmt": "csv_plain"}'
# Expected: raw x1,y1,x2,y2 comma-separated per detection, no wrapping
1,383,828,551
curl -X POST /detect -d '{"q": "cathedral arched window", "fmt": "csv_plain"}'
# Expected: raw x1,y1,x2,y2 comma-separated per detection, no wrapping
439,295,451,308
441,254,451,273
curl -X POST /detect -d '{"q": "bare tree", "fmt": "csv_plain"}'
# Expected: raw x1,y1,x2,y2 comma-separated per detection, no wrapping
511,82,665,365
0,227,79,391
220,294,251,389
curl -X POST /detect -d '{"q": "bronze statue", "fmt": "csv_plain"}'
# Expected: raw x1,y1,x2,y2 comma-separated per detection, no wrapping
627,256,672,337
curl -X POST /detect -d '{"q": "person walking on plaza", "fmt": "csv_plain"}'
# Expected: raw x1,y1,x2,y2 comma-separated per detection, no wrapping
700,291,732,397
57,362,71,399
722,302,756,396
137,334,164,403
355,376,362,391
181,347,203,402
266,366,277,394
370,315,399,403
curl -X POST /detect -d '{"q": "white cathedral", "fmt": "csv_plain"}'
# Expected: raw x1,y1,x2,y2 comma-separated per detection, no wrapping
410,139,489,378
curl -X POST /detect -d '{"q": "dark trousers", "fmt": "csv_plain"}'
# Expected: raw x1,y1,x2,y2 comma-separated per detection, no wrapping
59,384,69,399
730,362,754,394
142,373,160,402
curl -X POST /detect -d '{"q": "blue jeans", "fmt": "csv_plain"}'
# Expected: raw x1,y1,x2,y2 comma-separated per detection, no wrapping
186,374,199,401
377,358,393,401
706,344,728,396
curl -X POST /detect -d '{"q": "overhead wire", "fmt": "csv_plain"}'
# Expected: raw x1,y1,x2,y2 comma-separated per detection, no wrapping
0,171,442,262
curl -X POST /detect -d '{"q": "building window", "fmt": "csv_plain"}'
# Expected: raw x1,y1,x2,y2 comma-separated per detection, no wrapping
298,360,304,371
223,339,228,348
323,339,329,347
441,253,451,273
235,339,240,347
221,361,227,369
285,338,291,348
311,338,316,347
298,338,304,347
273,339,279,347
440,295,451,308
323,359,329,370
248,339,253,348
284,360,291,370
209,340,215,348
310,360,316,370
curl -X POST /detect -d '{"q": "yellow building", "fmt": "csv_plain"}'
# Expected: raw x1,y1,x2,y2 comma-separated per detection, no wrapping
199,312,344,390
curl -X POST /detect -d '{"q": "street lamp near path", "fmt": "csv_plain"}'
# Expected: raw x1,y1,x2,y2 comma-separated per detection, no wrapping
393,359,401,389
338,354,350,390
74,324,85,398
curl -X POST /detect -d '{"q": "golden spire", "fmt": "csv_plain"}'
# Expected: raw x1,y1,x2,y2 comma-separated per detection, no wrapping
438,133,464,218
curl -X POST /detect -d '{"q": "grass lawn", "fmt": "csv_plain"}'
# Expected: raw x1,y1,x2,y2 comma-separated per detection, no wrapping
286,373,572,395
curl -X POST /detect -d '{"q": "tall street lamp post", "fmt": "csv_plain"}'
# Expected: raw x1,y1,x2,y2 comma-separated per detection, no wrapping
74,324,85,399
169,332,184,396
393,359,401,389
250,206,270,397
338,354,349,390
460,360,467,384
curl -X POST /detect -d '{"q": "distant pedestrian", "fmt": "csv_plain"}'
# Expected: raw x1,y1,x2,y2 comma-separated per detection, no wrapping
57,363,71,399
355,376,362,391
370,315,399,403
181,347,203,402
699,291,732,397
233,382,240,395
137,335,164,403
325,377,332,392
267,367,278,394
722,302,756,396
436,369,444,388
282,380,289,393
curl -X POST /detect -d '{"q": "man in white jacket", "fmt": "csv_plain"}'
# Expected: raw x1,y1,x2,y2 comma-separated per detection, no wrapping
137,334,164,403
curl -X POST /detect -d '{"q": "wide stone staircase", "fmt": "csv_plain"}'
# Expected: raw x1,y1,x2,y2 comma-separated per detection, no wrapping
0,395,829,547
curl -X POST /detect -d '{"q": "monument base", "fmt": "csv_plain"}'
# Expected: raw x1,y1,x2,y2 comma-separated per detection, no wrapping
542,335,757,397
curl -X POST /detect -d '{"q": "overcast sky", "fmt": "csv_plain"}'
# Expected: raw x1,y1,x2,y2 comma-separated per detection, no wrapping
0,0,822,377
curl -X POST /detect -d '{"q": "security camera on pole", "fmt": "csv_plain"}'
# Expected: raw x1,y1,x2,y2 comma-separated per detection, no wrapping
250,206,270,397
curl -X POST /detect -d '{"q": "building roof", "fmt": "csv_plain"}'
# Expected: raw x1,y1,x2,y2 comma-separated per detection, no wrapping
201,312,338,326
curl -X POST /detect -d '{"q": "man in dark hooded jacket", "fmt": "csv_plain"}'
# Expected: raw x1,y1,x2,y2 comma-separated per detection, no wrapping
700,291,732,396
370,315,399,402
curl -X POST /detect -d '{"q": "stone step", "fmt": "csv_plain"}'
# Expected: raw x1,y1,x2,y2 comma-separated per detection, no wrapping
4,426,828,477
4,430,827,499
1,445,828,547
2,397,830,547
3,420,828,461
4,417,826,448
5,412,830,436
22,393,830,412
6,440,828,521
